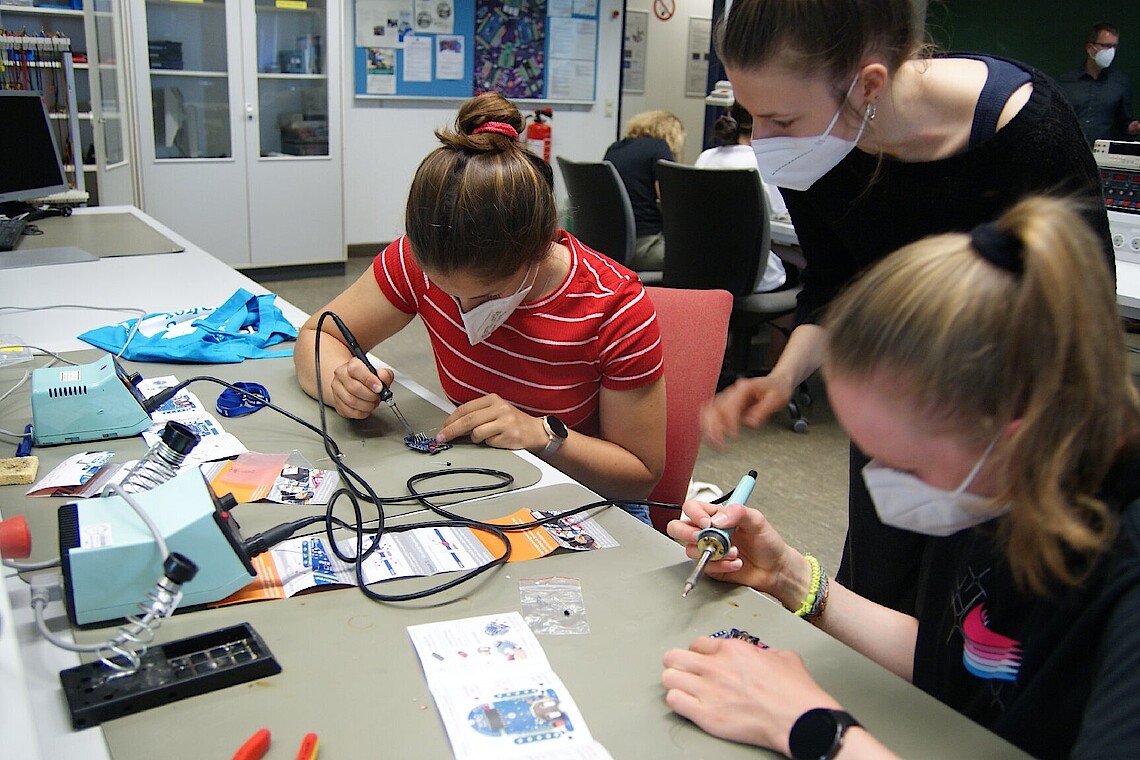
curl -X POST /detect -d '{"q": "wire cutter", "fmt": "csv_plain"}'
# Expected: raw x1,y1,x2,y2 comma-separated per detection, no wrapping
232,729,319,760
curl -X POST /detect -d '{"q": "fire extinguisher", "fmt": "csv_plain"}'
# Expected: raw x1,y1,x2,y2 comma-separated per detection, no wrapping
526,108,554,163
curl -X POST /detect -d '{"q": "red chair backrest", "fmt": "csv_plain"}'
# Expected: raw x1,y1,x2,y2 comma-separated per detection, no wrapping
643,286,733,533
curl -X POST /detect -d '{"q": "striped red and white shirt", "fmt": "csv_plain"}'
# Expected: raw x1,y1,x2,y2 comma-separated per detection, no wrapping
373,231,663,436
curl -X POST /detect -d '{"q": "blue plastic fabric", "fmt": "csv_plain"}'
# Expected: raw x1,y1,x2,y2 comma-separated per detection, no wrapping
78,289,297,363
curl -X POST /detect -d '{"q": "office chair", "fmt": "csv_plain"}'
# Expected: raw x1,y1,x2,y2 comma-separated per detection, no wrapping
555,156,662,284
656,159,810,433
643,286,733,533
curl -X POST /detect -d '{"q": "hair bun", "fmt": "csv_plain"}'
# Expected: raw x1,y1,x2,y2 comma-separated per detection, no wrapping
456,92,524,135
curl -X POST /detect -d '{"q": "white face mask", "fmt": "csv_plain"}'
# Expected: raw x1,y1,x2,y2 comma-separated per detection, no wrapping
456,265,536,345
751,75,870,192
862,439,1005,537
1093,47,1116,69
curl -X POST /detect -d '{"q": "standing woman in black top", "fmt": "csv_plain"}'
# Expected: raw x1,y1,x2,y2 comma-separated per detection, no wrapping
603,110,685,271
700,0,1114,614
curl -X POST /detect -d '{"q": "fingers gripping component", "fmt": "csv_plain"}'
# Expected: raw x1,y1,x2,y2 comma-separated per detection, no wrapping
404,433,453,455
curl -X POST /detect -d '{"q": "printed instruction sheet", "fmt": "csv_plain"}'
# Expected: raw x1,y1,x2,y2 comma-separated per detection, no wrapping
407,611,612,759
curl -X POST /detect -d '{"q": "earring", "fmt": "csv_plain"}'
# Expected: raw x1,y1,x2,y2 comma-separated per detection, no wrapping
866,102,877,121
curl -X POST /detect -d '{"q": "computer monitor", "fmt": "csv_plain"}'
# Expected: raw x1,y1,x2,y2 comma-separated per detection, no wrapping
0,91,70,206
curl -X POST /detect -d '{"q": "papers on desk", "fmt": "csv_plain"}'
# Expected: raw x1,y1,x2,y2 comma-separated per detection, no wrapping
407,612,613,760
25,450,120,497
476,509,619,560
214,511,618,607
201,452,340,505
139,376,246,465
26,377,249,496
214,526,495,605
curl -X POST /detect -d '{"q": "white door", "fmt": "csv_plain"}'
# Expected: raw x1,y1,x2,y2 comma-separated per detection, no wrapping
130,0,342,269
87,0,136,206
240,0,343,267
132,0,251,266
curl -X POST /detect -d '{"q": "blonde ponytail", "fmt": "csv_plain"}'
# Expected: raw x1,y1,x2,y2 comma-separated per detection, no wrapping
825,196,1140,593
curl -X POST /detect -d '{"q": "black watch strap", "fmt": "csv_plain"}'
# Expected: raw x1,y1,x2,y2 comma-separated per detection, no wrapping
789,708,861,760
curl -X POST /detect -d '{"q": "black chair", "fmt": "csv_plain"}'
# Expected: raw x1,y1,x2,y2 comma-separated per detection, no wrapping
555,156,662,284
656,159,811,432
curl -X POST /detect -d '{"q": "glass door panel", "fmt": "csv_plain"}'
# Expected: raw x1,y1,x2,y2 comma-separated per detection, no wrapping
95,68,124,163
254,0,327,157
145,0,232,159
91,0,125,166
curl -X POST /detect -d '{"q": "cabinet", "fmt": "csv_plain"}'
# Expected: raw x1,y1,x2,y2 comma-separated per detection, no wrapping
0,1,134,207
128,0,343,269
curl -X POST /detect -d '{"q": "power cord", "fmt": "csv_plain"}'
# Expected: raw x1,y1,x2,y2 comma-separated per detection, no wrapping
135,356,518,603
30,318,690,606
0,305,148,358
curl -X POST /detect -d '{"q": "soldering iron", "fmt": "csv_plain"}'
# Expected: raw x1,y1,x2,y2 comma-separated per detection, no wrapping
323,311,414,437
682,469,757,598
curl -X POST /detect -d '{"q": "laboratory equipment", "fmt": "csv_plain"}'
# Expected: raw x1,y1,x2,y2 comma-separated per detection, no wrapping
58,469,256,626
30,353,152,446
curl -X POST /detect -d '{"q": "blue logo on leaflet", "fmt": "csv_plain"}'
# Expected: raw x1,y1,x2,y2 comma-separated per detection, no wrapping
302,538,340,585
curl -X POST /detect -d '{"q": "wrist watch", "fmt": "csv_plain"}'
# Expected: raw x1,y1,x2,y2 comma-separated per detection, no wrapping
540,415,568,458
789,708,861,760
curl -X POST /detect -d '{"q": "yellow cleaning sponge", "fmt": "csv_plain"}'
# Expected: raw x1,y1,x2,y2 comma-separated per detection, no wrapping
0,456,39,486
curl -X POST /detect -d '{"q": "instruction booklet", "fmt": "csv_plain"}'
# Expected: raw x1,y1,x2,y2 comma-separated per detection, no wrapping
407,611,613,759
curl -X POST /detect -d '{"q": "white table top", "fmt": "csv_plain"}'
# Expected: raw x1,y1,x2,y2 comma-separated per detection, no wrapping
0,206,310,354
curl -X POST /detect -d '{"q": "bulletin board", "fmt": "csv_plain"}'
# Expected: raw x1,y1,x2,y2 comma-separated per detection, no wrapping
353,0,600,103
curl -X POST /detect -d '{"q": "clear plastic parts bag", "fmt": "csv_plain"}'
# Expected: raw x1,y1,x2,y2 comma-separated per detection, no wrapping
519,576,590,635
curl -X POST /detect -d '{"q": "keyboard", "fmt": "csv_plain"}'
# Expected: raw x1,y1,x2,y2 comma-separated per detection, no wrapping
0,218,28,252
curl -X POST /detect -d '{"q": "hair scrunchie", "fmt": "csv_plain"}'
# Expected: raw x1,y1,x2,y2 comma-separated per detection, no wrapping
472,121,519,139
970,220,1024,276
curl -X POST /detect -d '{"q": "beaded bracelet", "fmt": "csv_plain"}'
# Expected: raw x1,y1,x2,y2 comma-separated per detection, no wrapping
793,555,823,618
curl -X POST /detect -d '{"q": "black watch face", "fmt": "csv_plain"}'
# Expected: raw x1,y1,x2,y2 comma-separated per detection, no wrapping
789,709,839,760
548,416,568,438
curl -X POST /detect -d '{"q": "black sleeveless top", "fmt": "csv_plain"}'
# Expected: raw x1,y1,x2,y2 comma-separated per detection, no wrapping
959,54,1034,149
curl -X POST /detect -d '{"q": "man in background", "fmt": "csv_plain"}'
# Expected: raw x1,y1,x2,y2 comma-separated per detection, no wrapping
1059,22,1140,145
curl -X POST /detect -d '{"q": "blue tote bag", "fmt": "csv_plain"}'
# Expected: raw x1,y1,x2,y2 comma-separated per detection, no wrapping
79,288,298,363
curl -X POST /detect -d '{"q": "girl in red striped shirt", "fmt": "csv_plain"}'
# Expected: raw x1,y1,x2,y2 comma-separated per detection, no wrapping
295,94,666,520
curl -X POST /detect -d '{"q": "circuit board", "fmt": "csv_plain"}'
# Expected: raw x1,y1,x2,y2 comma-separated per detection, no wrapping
467,687,574,744
710,628,769,648
404,433,453,454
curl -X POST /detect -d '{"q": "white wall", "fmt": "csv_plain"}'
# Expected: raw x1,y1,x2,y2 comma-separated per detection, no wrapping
620,0,715,165
341,0,628,247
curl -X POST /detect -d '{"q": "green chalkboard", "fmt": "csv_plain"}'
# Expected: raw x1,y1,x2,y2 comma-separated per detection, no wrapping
926,1,1140,133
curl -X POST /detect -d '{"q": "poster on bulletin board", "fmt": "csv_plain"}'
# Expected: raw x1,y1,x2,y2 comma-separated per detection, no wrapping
353,0,600,102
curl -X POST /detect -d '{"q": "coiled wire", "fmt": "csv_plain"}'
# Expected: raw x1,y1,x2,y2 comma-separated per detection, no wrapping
30,485,186,678
119,422,199,494
96,575,184,676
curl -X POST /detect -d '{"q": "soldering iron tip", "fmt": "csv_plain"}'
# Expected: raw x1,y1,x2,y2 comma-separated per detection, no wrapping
681,584,692,598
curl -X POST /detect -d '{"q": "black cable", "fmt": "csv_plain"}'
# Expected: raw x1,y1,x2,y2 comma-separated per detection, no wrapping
152,387,517,601
243,514,358,558
152,308,695,603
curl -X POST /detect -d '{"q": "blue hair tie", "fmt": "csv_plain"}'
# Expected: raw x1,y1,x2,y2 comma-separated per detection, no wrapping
970,221,1023,276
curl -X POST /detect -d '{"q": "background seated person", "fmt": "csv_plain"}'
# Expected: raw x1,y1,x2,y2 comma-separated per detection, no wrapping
663,197,1140,758
696,103,800,293
604,110,685,271
294,93,666,523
